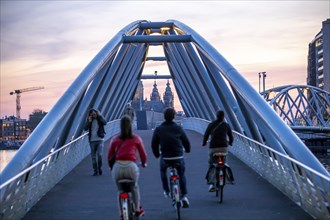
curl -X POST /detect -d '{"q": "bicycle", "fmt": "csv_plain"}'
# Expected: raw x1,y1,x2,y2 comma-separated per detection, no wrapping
168,164,182,220
118,179,138,220
212,152,227,203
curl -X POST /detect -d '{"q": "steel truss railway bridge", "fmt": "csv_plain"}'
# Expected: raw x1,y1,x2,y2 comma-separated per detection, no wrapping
261,85,330,145
1,20,329,219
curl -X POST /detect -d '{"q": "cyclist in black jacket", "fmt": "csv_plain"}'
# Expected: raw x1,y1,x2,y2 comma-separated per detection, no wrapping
151,108,191,208
202,110,234,191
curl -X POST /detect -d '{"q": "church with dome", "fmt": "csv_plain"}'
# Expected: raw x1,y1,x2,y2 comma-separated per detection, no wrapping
132,79,174,113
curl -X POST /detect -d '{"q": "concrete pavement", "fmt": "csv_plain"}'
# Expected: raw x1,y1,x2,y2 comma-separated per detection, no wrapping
23,130,312,220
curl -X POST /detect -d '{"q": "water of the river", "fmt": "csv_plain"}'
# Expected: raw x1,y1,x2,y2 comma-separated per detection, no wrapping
0,150,17,172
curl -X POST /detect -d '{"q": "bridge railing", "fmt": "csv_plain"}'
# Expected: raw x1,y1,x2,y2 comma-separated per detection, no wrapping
0,120,120,220
1,117,329,219
182,117,330,220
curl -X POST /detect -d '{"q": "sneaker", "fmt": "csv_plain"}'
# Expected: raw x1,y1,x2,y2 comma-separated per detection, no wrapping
208,184,215,192
163,191,171,199
93,171,98,176
135,207,145,217
181,196,189,208
98,168,103,176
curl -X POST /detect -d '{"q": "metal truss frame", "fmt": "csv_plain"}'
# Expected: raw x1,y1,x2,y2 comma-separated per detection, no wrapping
261,85,330,129
2,20,329,184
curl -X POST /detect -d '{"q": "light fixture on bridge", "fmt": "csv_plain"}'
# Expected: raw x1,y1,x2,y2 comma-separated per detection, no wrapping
160,27,171,33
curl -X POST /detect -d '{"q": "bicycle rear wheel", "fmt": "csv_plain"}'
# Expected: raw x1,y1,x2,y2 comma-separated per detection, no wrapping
218,167,225,203
215,168,220,198
130,199,137,220
121,198,130,220
171,182,181,220
219,185,224,203
176,201,181,220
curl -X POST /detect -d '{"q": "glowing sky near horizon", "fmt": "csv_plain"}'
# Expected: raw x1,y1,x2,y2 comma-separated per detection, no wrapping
1,1,329,119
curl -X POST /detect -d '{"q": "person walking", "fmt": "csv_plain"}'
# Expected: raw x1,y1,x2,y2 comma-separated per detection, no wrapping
151,107,191,208
84,108,107,176
123,103,135,121
108,115,147,218
202,110,234,191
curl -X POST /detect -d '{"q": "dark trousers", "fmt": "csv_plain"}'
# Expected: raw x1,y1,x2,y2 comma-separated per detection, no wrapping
160,157,188,196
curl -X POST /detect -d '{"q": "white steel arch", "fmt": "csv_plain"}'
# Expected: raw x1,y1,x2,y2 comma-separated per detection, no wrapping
2,20,329,185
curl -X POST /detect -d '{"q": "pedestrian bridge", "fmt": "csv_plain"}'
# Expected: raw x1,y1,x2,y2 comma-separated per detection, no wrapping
20,129,316,220
1,20,329,219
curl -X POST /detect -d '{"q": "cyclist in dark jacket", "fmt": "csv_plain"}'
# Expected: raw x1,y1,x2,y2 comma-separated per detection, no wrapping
202,110,234,191
151,107,191,208
203,110,233,157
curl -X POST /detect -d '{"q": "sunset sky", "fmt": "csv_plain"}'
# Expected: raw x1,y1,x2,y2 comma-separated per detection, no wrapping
1,1,329,119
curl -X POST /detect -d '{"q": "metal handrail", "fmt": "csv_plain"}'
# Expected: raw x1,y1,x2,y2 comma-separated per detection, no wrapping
232,132,330,219
0,134,86,190
1,118,329,219
0,134,90,220
0,120,120,220
233,131,330,181
182,117,330,219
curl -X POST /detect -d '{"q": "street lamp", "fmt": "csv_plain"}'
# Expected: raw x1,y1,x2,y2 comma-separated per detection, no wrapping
258,72,266,93
258,72,261,93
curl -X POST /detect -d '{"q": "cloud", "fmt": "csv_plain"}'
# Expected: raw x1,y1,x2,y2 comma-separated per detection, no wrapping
1,1,329,118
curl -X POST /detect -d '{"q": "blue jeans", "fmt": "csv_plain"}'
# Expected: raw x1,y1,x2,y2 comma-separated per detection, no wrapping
160,157,188,196
89,140,104,172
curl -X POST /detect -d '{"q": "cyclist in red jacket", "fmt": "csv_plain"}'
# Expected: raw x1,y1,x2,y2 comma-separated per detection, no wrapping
108,116,147,218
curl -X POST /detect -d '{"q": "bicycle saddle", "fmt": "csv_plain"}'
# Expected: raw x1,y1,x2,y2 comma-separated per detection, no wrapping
118,179,135,192
213,152,228,156
118,179,134,184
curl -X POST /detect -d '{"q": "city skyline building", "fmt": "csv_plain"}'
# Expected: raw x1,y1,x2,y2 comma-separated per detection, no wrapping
307,18,330,93
150,80,161,102
163,80,174,109
0,116,28,143
132,80,174,113
0,110,47,148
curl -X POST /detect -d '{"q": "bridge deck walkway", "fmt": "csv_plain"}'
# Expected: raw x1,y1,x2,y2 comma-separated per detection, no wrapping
23,130,312,220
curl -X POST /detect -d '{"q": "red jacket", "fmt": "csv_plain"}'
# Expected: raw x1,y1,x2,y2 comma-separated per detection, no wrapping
108,134,147,164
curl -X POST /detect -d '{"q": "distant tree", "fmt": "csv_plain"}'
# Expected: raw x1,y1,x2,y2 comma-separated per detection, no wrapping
27,109,47,132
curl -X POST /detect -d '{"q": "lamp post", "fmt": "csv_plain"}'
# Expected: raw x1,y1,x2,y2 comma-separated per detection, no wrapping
258,72,266,93
262,72,266,92
258,72,261,93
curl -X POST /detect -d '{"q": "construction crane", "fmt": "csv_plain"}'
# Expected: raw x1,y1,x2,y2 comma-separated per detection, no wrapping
9,86,45,118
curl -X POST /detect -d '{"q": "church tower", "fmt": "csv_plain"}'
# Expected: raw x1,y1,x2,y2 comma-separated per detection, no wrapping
163,80,174,108
150,80,161,101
